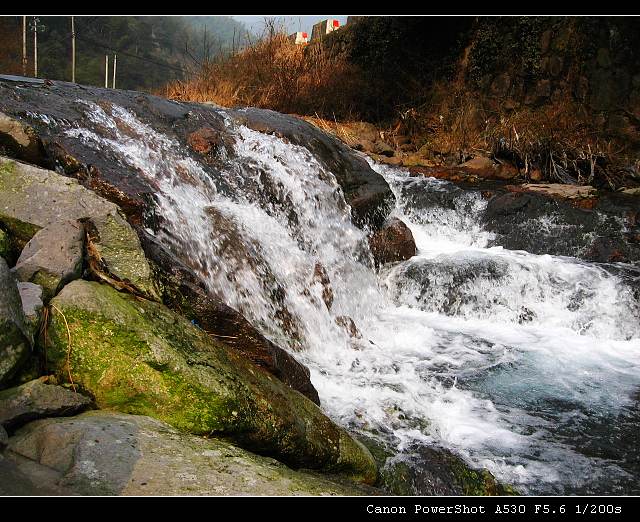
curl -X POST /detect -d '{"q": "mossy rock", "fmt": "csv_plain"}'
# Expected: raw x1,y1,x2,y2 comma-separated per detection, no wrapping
0,157,159,301
45,280,376,484
0,228,11,261
379,445,519,496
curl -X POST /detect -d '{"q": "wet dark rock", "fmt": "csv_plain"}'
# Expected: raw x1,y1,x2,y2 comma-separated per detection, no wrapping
0,77,393,233
0,424,7,449
483,190,640,263
187,126,226,156
0,257,30,388
231,107,394,230
394,255,510,316
0,112,46,167
335,316,362,339
312,263,334,311
139,233,320,405
0,379,92,432
368,217,416,266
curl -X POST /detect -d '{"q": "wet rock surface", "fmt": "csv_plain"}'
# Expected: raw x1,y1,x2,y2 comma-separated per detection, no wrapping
0,379,92,431
140,234,320,404
4,411,379,496
484,189,640,263
0,112,46,166
0,77,393,233
232,107,394,230
369,217,416,266
381,445,517,496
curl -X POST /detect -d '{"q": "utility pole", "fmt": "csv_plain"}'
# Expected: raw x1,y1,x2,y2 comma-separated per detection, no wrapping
203,25,208,62
33,17,38,77
71,16,76,83
112,54,117,89
22,16,27,76
104,55,109,88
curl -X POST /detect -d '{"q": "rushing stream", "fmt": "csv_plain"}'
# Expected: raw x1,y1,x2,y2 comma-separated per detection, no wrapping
65,102,640,495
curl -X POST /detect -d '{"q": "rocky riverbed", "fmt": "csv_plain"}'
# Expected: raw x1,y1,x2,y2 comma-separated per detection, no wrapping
0,76,520,496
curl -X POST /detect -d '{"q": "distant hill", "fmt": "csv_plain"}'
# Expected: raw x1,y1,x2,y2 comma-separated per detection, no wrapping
0,16,249,91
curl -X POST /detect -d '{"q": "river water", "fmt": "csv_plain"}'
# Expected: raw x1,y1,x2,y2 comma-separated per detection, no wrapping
65,102,640,494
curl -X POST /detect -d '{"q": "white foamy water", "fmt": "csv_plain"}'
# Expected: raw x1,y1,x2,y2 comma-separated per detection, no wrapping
65,103,640,494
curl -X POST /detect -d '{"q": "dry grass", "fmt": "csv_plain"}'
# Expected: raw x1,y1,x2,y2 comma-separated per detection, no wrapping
389,85,639,188
162,29,367,120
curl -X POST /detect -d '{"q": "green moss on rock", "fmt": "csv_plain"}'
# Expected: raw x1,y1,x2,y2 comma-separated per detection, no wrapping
46,280,376,484
0,157,159,301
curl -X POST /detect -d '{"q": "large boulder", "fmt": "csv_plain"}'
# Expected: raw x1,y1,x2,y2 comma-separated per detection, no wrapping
4,411,378,495
45,280,376,484
0,257,30,388
0,77,393,233
13,220,84,301
0,157,159,300
368,217,416,266
0,379,91,431
232,108,394,230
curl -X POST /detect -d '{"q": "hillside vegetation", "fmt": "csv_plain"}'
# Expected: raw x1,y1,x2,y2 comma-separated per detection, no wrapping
165,17,640,190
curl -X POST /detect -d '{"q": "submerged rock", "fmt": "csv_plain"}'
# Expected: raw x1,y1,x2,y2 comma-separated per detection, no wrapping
381,445,518,496
0,257,30,388
0,379,91,431
5,411,378,495
312,262,334,311
45,280,376,483
483,190,640,263
0,157,159,300
368,217,416,266
13,220,84,301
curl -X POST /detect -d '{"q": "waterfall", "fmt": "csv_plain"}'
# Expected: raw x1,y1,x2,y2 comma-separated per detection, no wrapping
64,102,640,494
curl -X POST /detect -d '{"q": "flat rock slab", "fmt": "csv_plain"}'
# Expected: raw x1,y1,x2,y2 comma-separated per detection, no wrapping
0,157,159,300
5,411,376,496
14,220,84,301
0,257,29,387
507,183,598,200
0,379,92,431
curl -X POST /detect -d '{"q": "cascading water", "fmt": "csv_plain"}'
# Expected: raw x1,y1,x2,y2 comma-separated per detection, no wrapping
65,102,640,494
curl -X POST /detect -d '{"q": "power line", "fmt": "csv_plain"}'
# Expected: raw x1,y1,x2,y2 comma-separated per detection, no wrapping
74,33,189,74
